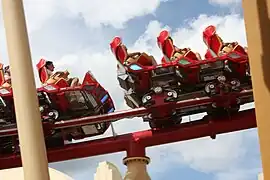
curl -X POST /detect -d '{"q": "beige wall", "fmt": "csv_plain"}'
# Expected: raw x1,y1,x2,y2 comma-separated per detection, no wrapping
0,167,73,180
94,161,122,180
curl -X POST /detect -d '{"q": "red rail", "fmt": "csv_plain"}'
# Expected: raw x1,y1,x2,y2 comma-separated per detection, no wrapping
0,94,214,137
0,88,253,138
0,108,256,169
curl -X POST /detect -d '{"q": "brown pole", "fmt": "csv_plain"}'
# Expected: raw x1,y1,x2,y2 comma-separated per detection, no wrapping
242,0,270,179
1,0,50,180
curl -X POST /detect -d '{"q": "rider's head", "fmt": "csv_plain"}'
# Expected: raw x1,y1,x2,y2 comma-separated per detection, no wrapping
4,66,10,74
45,61,55,71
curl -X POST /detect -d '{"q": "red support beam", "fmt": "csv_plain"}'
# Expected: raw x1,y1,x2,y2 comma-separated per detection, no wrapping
0,108,256,170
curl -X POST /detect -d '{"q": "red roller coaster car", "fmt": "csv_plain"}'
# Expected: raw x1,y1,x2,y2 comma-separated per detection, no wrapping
110,36,253,128
0,59,115,154
157,29,251,95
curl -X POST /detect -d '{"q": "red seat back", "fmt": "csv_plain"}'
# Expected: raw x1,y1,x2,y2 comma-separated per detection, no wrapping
110,37,128,65
157,30,175,61
203,25,223,57
204,49,213,59
36,59,49,84
233,44,248,55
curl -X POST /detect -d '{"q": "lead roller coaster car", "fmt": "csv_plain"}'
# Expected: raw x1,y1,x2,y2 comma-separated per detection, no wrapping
110,36,253,129
202,25,250,79
0,60,115,154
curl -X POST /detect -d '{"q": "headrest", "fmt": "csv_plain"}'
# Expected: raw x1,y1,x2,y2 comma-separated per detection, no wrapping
110,36,122,55
203,25,217,38
157,30,170,49
36,58,47,70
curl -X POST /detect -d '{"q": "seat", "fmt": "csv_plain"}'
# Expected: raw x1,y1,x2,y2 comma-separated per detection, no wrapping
157,30,201,62
135,53,157,66
203,25,223,57
110,36,157,67
172,48,200,60
36,59,69,87
232,44,248,55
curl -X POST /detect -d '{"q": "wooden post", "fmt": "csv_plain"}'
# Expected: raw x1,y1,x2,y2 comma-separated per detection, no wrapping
242,0,270,179
1,0,50,179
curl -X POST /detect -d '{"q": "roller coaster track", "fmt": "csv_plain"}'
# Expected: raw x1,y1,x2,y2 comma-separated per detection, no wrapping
0,89,255,169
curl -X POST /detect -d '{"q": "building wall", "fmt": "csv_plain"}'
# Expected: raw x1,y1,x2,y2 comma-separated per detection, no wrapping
94,161,122,180
0,167,73,180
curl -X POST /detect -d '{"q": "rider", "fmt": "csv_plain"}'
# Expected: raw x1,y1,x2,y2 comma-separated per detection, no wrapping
157,30,202,63
4,66,11,83
2,65,11,88
203,25,248,58
45,61,79,88
122,44,143,65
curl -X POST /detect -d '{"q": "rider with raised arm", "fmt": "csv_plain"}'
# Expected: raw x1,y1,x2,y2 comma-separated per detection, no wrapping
203,25,248,58
45,61,79,88
157,30,202,63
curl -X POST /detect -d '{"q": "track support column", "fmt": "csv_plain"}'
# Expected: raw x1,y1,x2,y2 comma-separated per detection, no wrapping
123,142,151,180
1,0,50,180
242,0,270,179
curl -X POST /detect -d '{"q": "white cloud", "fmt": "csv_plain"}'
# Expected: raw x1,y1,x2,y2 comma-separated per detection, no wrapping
208,0,241,6
48,13,259,179
0,0,166,32
62,0,167,29
0,1,260,179
216,168,261,180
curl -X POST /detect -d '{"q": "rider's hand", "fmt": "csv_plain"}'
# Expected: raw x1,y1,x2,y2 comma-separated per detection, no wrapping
134,52,141,57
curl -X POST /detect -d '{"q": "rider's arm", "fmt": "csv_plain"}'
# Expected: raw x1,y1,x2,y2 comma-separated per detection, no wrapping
223,42,238,46
127,52,141,58
174,46,180,51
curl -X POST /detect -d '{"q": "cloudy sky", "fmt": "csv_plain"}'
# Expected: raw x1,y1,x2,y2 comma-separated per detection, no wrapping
0,0,261,179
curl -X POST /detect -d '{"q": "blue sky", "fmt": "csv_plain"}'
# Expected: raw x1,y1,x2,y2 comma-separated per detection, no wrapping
0,0,261,179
